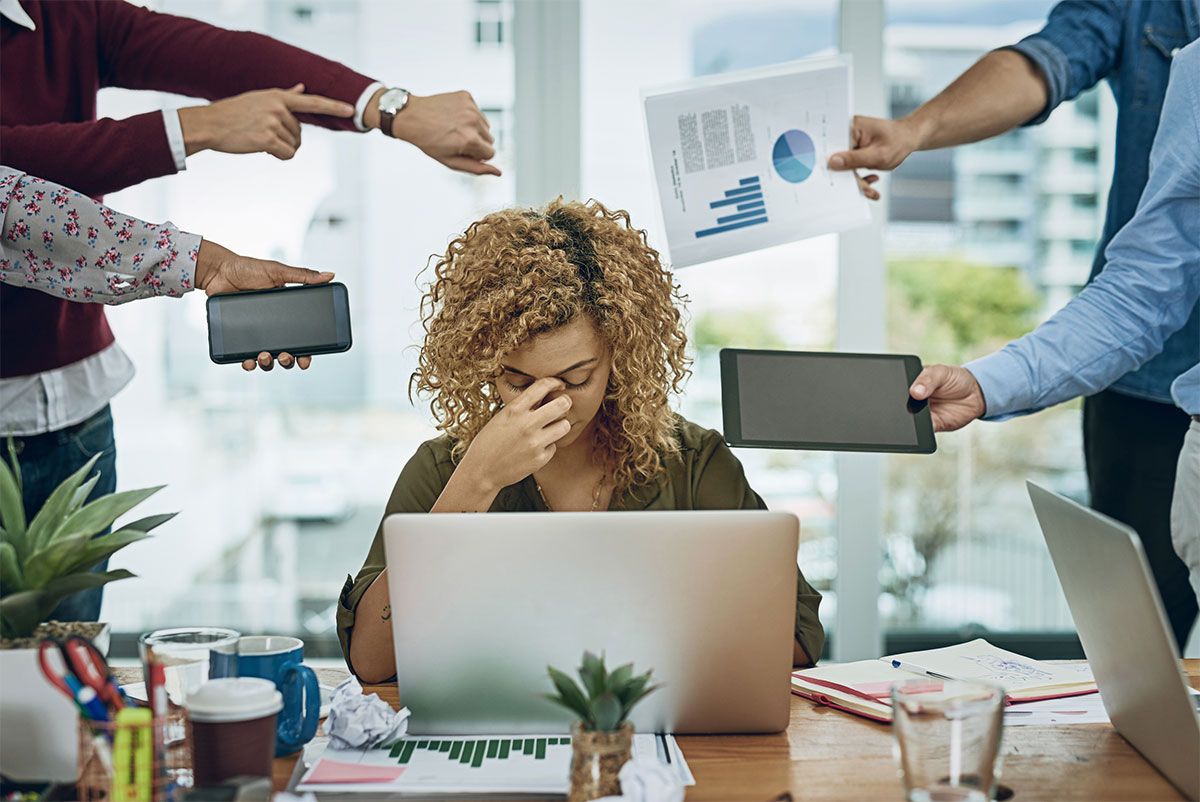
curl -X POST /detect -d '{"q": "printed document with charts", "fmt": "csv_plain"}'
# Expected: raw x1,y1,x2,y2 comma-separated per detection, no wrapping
296,732,694,795
642,55,870,268
791,639,1098,723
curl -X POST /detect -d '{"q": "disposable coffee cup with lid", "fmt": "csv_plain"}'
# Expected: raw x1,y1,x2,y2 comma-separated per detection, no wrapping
187,678,282,723
188,678,282,786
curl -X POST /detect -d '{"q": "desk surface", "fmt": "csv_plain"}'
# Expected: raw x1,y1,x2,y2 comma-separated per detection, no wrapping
258,660,1200,802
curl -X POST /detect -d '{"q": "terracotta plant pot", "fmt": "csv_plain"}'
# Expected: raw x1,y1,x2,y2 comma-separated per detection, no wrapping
0,622,111,783
567,720,633,802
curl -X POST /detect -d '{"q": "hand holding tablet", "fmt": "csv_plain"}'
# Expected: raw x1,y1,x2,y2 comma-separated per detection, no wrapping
720,348,937,454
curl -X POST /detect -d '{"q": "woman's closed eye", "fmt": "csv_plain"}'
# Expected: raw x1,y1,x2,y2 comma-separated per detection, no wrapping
559,372,593,390
502,373,592,392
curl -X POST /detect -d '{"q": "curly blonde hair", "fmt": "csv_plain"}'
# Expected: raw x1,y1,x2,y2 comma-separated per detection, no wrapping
413,198,691,496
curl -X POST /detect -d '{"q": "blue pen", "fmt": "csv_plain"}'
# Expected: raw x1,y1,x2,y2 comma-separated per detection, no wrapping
891,659,955,682
60,671,111,721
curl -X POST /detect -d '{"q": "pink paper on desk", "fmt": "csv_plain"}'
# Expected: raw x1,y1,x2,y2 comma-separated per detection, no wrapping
305,759,406,784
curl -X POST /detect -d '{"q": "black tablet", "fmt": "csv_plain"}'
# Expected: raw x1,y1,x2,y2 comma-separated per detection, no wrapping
720,348,936,454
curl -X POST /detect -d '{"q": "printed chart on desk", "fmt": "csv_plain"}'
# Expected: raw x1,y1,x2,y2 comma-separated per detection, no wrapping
298,733,693,794
643,55,869,268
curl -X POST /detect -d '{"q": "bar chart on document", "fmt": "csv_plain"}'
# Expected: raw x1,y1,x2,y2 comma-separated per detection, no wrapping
643,56,869,267
297,733,693,794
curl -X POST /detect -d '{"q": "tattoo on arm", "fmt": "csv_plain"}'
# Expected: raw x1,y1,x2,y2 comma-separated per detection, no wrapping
382,604,391,622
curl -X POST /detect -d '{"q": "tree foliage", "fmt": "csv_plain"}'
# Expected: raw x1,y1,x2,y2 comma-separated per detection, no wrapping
888,258,1039,362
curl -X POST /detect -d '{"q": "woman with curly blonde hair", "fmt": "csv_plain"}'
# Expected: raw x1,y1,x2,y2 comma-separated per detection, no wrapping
337,199,824,682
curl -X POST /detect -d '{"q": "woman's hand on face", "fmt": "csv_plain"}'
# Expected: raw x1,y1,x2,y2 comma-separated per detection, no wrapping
461,377,573,490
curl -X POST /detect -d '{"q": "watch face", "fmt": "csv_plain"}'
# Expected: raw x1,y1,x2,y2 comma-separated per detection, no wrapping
380,88,409,114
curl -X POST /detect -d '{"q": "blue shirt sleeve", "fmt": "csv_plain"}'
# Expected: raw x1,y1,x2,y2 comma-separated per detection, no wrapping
1003,0,1125,125
966,41,1200,418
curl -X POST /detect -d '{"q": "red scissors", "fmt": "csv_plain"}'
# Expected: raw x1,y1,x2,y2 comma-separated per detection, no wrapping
62,635,127,710
38,637,126,718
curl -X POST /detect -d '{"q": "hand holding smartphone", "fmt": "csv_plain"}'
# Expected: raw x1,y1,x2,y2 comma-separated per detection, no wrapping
206,282,352,366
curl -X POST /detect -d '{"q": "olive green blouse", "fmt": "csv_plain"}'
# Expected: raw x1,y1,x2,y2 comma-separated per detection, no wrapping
336,416,825,670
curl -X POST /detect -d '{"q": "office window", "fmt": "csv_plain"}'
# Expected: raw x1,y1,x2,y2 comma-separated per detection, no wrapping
882,0,1112,640
98,0,515,656
581,0,840,645
474,0,508,46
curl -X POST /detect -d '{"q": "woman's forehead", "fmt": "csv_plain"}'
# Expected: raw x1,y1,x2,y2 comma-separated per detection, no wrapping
502,318,606,371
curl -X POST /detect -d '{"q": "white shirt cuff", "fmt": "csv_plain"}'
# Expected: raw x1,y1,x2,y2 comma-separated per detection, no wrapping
162,109,188,172
354,81,385,132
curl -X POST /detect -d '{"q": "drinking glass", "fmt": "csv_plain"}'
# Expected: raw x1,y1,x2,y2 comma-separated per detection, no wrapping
891,679,1004,802
139,627,241,708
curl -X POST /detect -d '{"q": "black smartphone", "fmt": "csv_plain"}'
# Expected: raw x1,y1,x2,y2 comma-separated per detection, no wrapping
206,282,352,364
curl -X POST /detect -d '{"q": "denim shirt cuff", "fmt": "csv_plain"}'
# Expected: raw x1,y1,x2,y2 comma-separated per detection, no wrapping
1000,37,1070,126
965,350,1036,422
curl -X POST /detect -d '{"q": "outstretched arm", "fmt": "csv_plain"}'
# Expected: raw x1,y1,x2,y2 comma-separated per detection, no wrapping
830,0,1124,197
97,2,499,175
0,167,333,371
908,44,1200,428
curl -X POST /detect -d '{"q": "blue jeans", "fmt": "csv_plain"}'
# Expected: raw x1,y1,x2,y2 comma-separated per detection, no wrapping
4,405,117,623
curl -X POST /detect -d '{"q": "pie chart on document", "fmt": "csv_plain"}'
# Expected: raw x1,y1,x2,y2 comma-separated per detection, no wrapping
772,129,816,184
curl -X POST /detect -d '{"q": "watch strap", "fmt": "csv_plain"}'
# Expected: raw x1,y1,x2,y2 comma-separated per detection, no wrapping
380,107,397,138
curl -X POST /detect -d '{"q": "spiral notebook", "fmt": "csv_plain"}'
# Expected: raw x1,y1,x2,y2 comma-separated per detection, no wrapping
791,639,1098,723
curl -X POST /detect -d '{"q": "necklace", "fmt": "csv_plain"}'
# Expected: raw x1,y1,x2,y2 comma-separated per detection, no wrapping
536,475,606,512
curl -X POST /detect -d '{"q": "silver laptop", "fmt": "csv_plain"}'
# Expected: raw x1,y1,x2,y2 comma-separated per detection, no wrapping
382,510,800,735
1027,481,1200,801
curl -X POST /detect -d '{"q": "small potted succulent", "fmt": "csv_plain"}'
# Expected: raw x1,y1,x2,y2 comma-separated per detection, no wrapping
0,444,173,782
545,651,659,802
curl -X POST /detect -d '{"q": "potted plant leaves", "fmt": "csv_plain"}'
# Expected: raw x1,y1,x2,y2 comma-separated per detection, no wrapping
0,444,173,782
545,651,659,802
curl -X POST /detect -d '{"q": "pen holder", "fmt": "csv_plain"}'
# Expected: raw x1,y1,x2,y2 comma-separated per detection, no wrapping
75,710,194,802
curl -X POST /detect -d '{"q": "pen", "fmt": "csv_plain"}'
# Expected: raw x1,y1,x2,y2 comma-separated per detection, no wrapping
890,659,954,682
73,683,112,722
148,659,168,718
147,653,169,795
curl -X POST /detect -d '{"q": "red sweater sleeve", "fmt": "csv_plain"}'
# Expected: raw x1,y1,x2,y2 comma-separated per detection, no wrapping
0,113,176,198
95,0,377,131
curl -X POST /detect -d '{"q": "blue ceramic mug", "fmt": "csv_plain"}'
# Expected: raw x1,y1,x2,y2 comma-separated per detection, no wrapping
232,636,319,756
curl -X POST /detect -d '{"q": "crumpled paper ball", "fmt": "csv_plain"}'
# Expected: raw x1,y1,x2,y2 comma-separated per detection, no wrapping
325,675,411,750
592,758,685,802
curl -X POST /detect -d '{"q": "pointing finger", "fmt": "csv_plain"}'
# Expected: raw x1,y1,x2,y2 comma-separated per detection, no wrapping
441,156,502,176
281,90,355,118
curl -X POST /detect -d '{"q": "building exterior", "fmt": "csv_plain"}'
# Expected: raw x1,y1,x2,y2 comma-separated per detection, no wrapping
885,23,1116,311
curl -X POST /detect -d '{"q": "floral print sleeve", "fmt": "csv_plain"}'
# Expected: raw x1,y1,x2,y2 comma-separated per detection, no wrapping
0,166,202,304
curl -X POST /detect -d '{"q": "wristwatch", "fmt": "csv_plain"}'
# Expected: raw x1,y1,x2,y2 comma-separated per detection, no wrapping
377,87,411,138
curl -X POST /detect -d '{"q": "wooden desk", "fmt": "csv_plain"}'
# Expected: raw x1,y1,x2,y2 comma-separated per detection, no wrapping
269,660,1198,801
